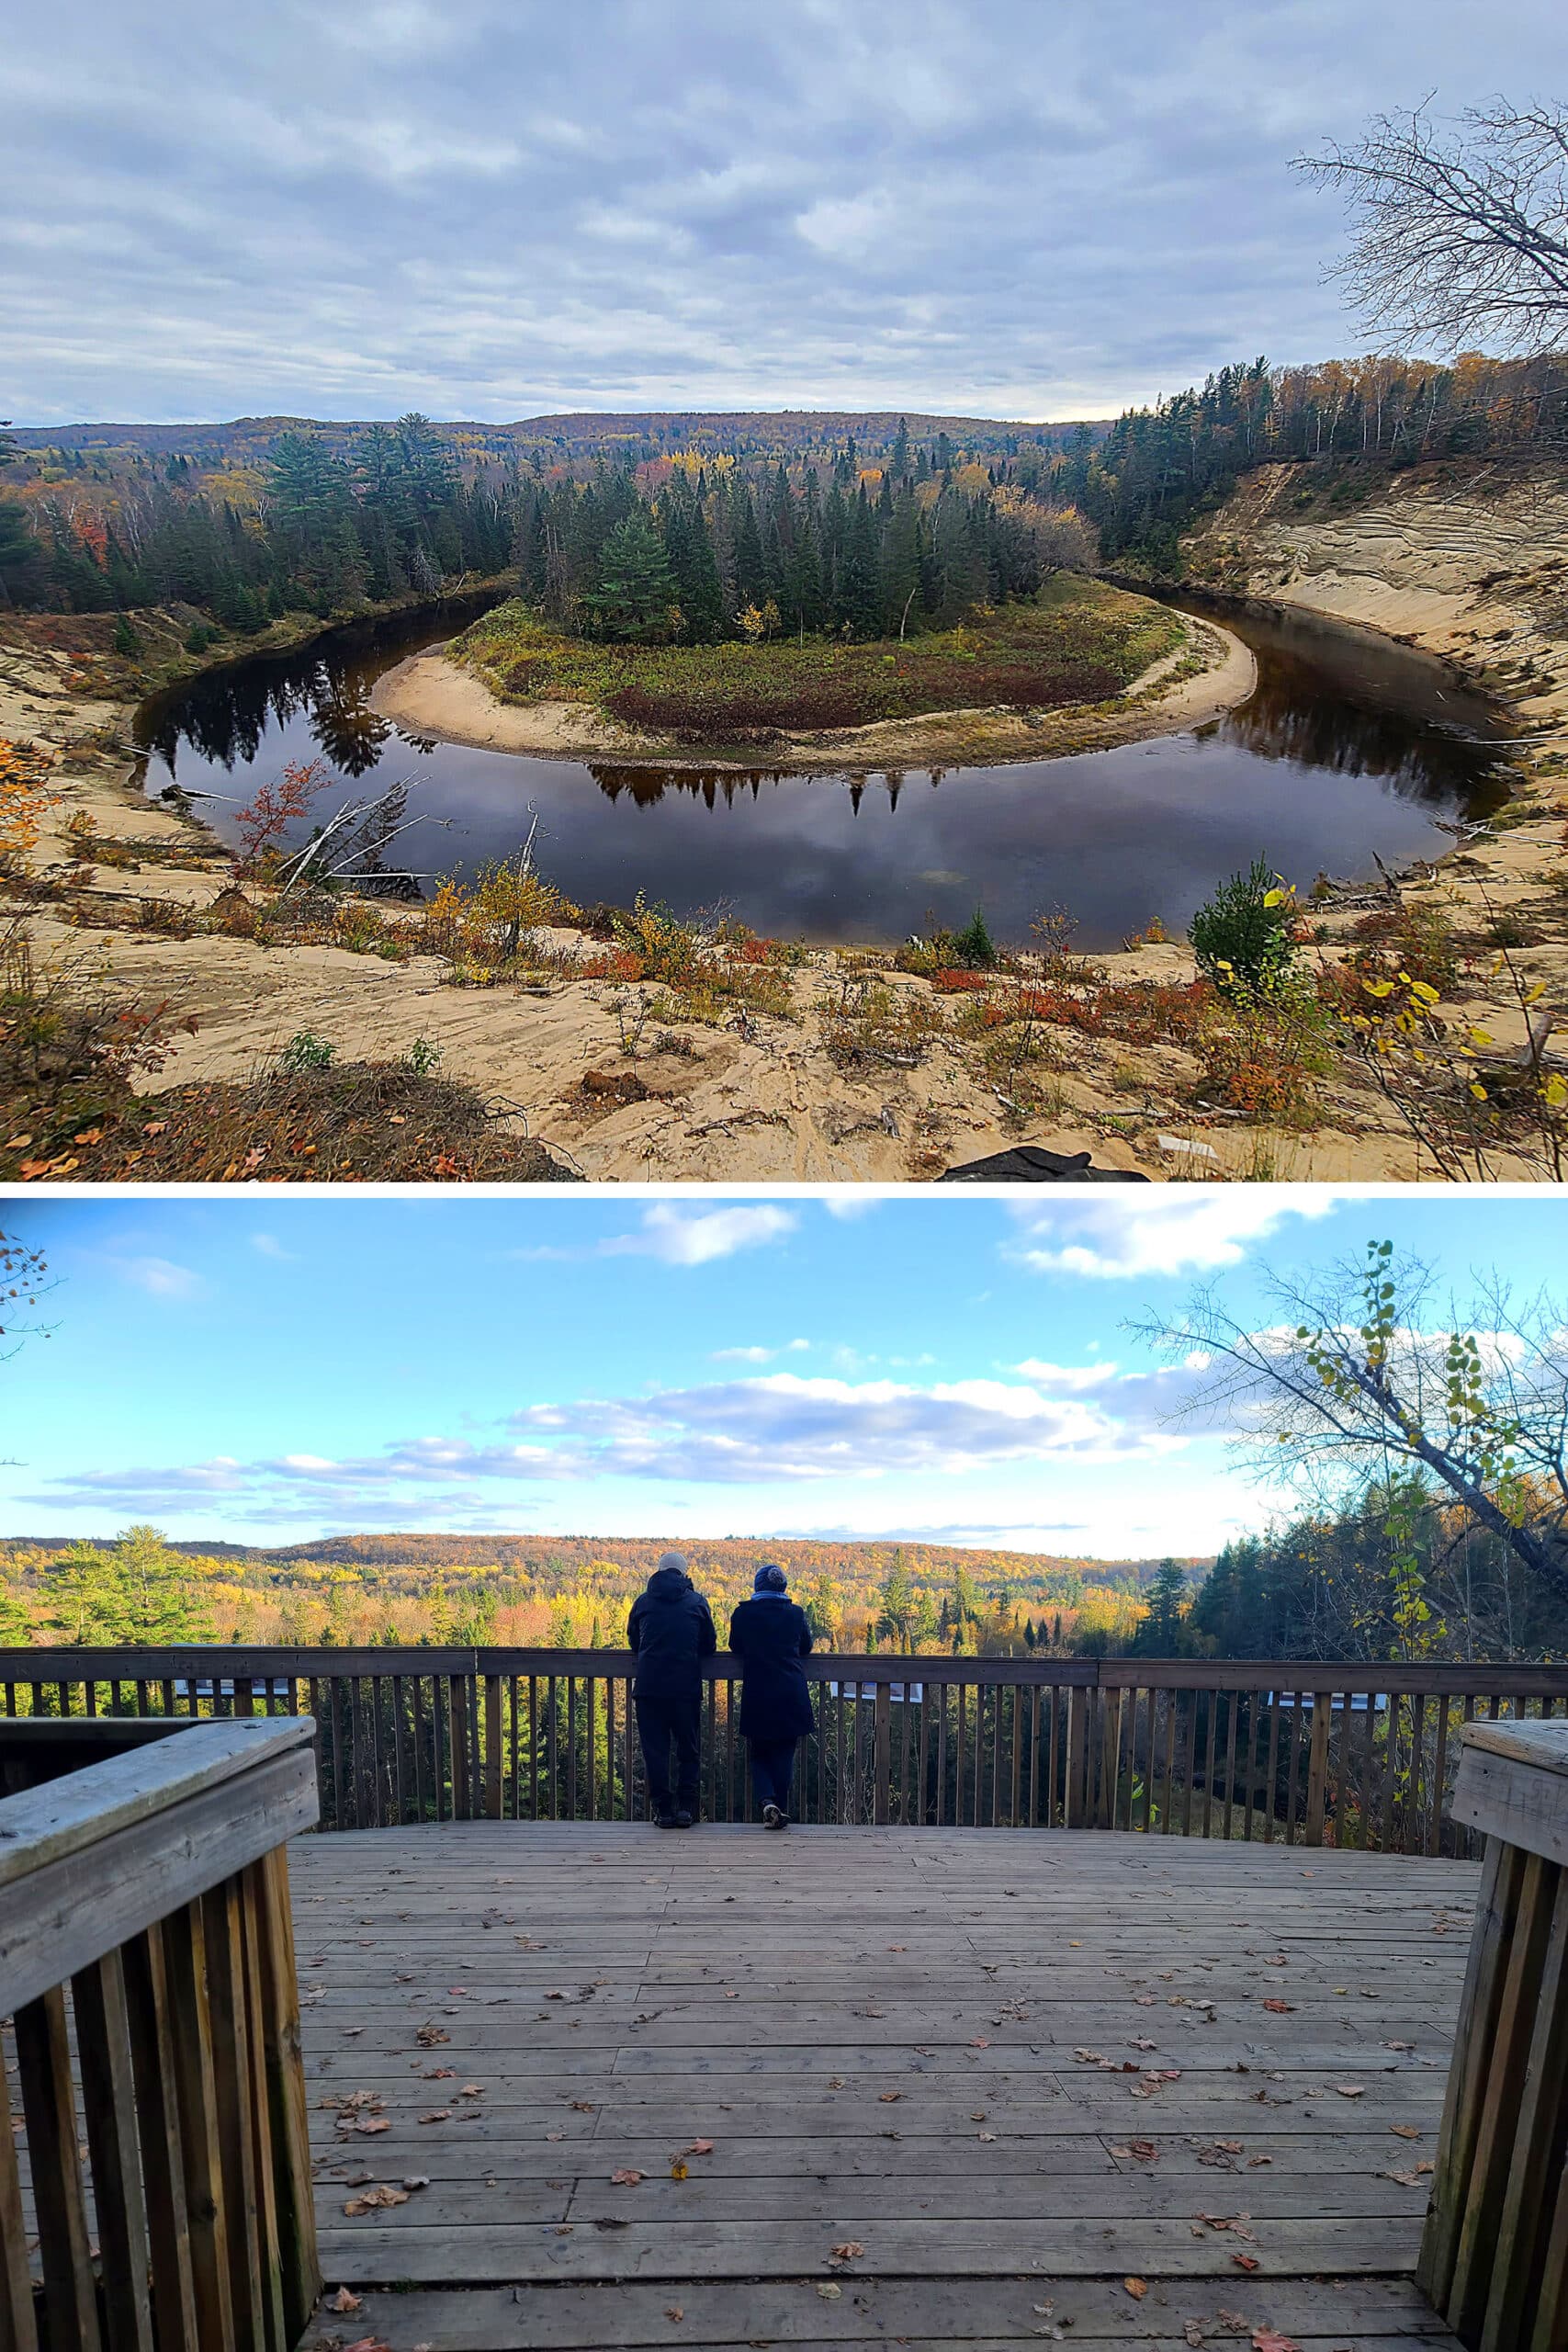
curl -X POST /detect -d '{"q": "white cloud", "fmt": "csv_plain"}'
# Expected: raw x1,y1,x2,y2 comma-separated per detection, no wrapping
1006,1193,1342,1281
603,1204,796,1267
28,1363,1199,1521
115,1256,205,1301
250,1232,298,1263
712,1337,812,1363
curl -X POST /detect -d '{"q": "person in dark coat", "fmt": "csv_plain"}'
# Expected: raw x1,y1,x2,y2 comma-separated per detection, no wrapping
627,1551,716,1827
728,1563,815,1829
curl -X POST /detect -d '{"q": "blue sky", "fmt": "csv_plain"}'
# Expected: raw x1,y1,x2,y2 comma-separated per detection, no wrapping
6,1,1565,426
5,1189,1565,1556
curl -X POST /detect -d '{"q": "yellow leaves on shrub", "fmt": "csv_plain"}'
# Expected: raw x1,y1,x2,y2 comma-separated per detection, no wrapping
0,740,60,879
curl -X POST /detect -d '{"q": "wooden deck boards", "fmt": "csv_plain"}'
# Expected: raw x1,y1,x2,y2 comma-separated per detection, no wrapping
294,1824,1473,2348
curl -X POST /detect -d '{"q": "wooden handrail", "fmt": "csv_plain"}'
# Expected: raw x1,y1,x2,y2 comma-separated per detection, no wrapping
3,1646,1563,1850
1418,1721,1568,2352
0,1716,321,2352
6,1643,1566,1695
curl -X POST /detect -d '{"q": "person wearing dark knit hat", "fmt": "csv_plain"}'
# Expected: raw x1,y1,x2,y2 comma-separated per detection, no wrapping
728,1563,815,1829
627,1550,716,1827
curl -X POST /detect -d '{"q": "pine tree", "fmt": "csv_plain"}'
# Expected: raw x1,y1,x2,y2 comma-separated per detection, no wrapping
114,1523,213,1642
582,512,680,642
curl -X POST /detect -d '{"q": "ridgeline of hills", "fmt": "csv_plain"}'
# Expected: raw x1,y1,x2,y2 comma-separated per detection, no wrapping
1,1532,1191,1586
6,411,1110,465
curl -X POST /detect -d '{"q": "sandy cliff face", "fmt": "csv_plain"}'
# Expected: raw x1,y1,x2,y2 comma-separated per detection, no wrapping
1181,456,1568,728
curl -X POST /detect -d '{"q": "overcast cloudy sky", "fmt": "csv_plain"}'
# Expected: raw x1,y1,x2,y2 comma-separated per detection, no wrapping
6,1189,1562,1554
6,0,1564,427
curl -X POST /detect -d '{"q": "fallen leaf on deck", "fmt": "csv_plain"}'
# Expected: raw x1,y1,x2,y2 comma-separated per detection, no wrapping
1251,2334,1302,2352
401,2177,429,2190
1389,2124,1422,2139
339,2337,391,2352
685,2140,715,2154
978,2130,997,2142
879,2092,902,2103
1388,2168,1424,2186
1124,2277,1148,2299
664,2310,683,2324
816,2284,841,2300
458,2085,483,2098
1111,2138,1159,2161
969,2038,990,2049
1335,2084,1366,2098
1230,2253,1260,2272
415,2026,449,2048
416,2111,450,2125
830,2242,864,2260
610,2169,643,2186
342,2187,408,2217
1183,2325,1204,2347
325,2289,362,2312
1261,1999,1294,2013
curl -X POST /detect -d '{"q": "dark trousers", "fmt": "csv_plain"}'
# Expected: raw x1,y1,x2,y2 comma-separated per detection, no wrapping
636,1692,701,1816
748,1738,795,1815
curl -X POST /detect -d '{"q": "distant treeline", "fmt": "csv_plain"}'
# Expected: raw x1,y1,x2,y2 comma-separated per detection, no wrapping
1117,1482,1565,1667
0,413,1089,636
5,351,1565,634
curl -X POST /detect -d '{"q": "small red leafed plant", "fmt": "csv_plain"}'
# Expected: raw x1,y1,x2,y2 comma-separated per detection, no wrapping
931,967,993,994
232,759,329,879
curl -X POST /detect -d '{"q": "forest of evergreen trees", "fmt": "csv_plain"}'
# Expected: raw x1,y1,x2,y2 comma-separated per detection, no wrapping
3,348,1564,636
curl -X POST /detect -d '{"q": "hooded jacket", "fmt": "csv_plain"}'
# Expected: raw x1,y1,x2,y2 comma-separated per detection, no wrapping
627,1566,717,1700
727,1595,816,1741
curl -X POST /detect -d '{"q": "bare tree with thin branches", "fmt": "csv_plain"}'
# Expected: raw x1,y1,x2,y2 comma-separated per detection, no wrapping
1131,1238,1568,1610
1295,98,1568,353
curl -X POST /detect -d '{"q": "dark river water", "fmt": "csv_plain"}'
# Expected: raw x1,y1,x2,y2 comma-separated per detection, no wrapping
136,594,1512,949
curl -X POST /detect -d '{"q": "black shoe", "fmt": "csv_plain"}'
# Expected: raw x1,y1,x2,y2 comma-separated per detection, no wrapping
673,1808,694,1828
762,1803,788,1830
655,1811,676,1828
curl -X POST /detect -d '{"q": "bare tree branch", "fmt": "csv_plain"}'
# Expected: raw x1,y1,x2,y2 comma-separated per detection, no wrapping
1295,98,1568,353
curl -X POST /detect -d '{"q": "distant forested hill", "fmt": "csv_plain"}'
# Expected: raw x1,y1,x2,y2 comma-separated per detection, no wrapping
6,411,1109,465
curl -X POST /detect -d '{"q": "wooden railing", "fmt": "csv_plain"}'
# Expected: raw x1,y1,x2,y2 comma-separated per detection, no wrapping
1418,1719,1568,2352
0,1714,321,2352
5,1647,1566,1852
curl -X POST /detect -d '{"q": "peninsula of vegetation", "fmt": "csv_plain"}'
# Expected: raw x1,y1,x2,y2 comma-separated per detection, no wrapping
3,345,1568,1185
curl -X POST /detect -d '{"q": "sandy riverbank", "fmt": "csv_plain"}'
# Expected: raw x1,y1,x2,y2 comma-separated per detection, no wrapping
369,608,1257,772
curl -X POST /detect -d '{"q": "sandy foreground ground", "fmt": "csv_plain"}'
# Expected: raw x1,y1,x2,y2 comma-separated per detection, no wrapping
368,613,1257,772
5,522,1566,1183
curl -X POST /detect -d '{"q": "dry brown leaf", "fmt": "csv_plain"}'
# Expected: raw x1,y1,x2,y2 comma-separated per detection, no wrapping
1124,2277,1148,2300
416,2111,450,2125
1182,2325,1204,2348
342,2186,409,2217
339,2337,391,2352
1261,1998,1294,2014
685,2139,716,2154
610,2169,643,2186
1251,2334,1302,2352
415,2026,449,2048
1389,2123,1423,2139
325,2289,362,2312
664,2310,683,2324
830,2241,864,2260
817,2284,841,2301
1230,2252,1260,2272
670,2160,689,2181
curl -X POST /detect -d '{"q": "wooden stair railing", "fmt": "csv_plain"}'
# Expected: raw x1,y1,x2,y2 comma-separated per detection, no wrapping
0,1715,321,2352
1417,1719,1568,2352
